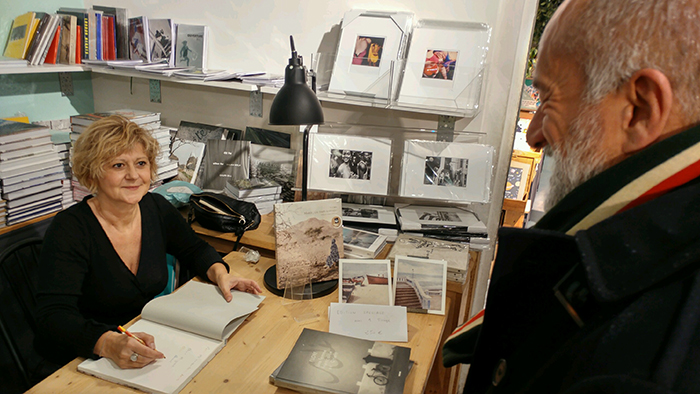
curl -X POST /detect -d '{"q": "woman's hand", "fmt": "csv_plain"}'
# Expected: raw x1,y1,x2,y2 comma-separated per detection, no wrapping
207,262,263,302
95,331,165,369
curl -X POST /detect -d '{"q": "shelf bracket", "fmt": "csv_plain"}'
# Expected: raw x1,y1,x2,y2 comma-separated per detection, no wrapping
437,115,456,142
58,73,73,97
149,79,161,103
250,90,263,117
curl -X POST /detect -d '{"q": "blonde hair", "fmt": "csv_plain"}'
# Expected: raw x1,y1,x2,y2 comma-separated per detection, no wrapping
72,115,160,193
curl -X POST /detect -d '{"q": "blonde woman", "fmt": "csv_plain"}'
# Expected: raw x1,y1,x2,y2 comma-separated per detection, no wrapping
35,115,261,370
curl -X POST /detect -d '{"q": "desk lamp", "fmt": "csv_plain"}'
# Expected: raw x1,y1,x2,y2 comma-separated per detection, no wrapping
269,35,324,202
266,36,334,298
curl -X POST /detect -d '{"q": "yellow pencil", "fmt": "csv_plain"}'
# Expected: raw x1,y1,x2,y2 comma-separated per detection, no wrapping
118,325,147,346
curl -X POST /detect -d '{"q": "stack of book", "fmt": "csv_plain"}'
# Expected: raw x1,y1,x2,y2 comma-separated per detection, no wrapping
151,126,178,181
342,203,399,242
395,204,487,242
225,178,282,215
0,120,64,226
388,234,470,283
343,226,388,259
35,118,75,210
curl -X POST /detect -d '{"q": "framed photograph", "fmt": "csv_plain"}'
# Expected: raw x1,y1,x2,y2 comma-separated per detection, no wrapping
396,204,486,233
397,20,490,112
308,133,392,195
339,259,393,305
328,10,414,99
400,140,494,202
342,203,396,226
505,157,532,200
393,255,446,315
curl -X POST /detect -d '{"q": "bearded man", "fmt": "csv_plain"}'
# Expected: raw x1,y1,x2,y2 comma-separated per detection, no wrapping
442,0,700,393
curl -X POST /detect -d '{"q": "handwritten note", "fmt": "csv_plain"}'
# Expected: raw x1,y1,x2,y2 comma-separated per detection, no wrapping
328,303,408,342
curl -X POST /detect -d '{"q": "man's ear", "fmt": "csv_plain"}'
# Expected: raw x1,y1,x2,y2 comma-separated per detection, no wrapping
621,68,674,153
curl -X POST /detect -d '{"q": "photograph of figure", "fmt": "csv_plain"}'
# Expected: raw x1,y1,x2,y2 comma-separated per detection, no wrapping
352,35,385,67
422,49,458,80
329,149,373,180
424,156,468,187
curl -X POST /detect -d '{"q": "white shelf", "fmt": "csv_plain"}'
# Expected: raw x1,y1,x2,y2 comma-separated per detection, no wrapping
88,66,258,92
0,64,89,75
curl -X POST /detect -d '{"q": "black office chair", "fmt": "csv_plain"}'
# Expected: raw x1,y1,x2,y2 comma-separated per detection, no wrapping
0,237,59,393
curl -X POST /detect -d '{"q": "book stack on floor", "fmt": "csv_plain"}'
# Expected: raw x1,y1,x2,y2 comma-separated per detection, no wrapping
270,328,412,394
343,226,388,259
224,178,282,215
342,203,399,242
0,120,64,226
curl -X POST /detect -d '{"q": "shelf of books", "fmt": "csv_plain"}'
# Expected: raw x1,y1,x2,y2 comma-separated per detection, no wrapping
88,66,258,92
0,64,88,75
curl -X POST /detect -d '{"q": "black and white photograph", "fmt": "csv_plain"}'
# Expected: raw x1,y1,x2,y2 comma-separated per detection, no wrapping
309,134,392,195
175,120,241,143
249,144,295,202
343,206,378,219
328,10,414,100
342,203,397,226
339,259,393,305
424,156,468,187
401,140,494,202
329,149,372,180
393,255,447,315
272,328,411,394
396,204,487,233
342,227,387,258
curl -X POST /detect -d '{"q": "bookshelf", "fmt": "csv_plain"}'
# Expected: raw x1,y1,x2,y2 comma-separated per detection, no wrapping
0,64,88,75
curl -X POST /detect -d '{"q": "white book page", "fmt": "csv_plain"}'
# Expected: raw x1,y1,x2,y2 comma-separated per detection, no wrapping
77,319,224,394
141,281,264,341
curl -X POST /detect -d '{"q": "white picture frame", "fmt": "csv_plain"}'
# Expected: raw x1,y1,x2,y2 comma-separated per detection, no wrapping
400,140,494,202
393,255,446,315
308,133,392,196
397,20,491,113
328,10,413,100
339,259,393,305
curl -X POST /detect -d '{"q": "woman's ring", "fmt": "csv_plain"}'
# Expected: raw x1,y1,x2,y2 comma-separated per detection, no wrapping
130,352,139,362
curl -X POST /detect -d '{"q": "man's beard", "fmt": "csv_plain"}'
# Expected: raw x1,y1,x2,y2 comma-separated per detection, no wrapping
544,104,610,211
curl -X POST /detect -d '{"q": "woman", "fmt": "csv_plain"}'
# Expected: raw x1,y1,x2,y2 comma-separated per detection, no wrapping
35,115,261,369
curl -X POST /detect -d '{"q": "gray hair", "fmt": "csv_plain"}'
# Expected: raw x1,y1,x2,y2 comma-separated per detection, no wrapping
554,0,700,122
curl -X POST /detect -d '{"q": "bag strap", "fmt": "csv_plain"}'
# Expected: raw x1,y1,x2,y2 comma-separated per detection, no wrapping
232,233,244,252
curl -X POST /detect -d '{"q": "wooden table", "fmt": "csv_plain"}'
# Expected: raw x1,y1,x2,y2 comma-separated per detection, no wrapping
188,212,481,394
28,252,449,394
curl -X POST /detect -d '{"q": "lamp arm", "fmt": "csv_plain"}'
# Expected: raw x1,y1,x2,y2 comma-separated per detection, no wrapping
302,124,313,201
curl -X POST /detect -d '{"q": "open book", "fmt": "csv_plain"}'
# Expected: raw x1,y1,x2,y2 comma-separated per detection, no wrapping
78,281,264,394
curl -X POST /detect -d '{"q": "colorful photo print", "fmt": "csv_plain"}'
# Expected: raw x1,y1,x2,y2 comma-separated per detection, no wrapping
352,36,385,67
424,156,468,187
329,149,372,180
339,259,392,305
422,49,458,80
393,256,446,315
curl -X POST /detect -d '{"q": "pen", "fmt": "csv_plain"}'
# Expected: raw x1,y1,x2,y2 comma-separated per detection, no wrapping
118,325,147,346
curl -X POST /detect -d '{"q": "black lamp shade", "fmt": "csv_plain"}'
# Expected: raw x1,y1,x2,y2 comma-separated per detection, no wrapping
269,63,324,125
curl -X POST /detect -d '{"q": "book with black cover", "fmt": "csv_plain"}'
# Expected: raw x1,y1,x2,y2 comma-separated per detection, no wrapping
201,140,250,191
271,328,411,394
